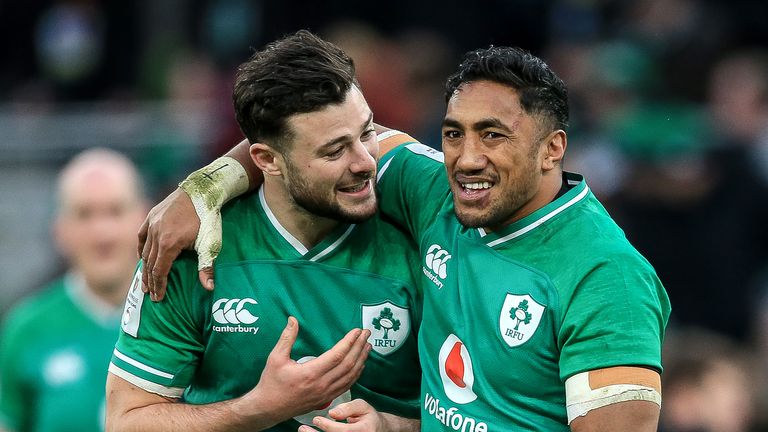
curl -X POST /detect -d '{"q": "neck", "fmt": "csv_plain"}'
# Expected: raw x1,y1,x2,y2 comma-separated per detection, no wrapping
262,181,340,250
485,169,563,232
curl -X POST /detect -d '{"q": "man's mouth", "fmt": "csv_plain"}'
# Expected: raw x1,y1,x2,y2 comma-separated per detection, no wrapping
459,181,493,191
456,178,494,201
338,179,372,194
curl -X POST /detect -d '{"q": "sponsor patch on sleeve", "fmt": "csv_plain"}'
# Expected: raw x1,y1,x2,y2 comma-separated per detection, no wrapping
121,266,145,337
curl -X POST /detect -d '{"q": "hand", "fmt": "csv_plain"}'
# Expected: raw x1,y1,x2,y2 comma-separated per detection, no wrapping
299,399,419,432
235,318,372,426
138,188,216,301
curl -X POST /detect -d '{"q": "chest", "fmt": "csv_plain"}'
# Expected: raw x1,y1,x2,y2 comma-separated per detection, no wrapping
194,261,421,396
19,326,117,431
416,221,568,428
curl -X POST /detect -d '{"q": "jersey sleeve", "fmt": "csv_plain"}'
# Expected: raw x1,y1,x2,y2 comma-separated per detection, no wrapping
376,131,451,241
557,254,670,380
109,258,207,398
0,309,31,431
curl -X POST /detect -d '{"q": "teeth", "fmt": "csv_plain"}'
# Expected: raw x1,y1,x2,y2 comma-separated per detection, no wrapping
341,180,367,192
461,182,492,190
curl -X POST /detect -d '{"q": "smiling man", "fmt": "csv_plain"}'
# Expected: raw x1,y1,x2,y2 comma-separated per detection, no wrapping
372,48,669,430
105,31,421,432
137,44,669,431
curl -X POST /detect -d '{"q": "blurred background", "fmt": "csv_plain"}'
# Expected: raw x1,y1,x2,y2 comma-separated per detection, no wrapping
0,0,767,430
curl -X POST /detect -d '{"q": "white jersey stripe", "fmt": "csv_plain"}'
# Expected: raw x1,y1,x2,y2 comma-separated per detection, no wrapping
486,185,590,248
259,186,309,255
376,130,407,142
405,143,444,163
310,224,356,262
112,348,174,380
108,363,184,398
377,158,394,182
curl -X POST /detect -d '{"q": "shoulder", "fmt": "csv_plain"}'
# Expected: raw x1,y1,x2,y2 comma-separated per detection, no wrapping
379,142,445,175
169,251,203,284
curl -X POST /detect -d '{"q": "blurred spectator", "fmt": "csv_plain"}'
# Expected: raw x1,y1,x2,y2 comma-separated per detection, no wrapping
611,0,732,102
557,40,656,198
0,149,147,432
396,28,455,148
35,2,105,90
707,49,768,185
324,21,417,136
660,328,760,432
604,49,768,341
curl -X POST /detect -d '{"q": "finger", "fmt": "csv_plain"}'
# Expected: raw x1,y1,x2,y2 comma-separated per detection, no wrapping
347,344,371,382
269,317,299,360
145,239,159,301
321,330,370,383
326,343,371,393
310,328,365,375
198,267,215,291
150,244,177,302
297,425,320,432
328,399,371,421
310,416,345,432
137,217,149,259
140,228,154,294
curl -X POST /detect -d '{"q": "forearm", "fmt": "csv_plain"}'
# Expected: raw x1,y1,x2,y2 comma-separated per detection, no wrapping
106,375,281,432
108,397,283,432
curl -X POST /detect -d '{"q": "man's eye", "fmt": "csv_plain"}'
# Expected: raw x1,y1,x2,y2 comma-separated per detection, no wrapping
326,147,344,158
362,129,375,140
484,132,504,139
443,130,461,139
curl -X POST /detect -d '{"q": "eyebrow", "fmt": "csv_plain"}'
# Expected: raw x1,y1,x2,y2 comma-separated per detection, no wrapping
318,111,374,151
473,118,512,132
442,117,513,133
443,117,514,133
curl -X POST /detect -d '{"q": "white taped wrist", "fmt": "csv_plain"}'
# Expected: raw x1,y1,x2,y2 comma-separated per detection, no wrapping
179,156,248,270
179,156,249,211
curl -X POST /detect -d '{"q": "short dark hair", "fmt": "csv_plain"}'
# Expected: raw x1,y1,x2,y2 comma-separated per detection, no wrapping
445,47,569,131
233,30,358,151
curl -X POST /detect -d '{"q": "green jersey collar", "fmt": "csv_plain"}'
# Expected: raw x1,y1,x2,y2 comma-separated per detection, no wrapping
258,186,356,261
479,172,590,248
65,272,122,328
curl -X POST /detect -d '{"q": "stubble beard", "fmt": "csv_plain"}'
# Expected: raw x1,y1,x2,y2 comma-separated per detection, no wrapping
453,149,541,230
284,160,377,224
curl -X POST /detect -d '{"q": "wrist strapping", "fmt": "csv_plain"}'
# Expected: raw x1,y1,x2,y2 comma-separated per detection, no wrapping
179,156,249,269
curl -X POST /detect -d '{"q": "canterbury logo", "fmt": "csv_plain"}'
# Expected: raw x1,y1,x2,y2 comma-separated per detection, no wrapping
425,244,452,279
212,298,259,325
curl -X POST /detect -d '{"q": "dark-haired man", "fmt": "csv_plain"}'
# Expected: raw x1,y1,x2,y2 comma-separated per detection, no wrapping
105,31,421,432
140,43,669,431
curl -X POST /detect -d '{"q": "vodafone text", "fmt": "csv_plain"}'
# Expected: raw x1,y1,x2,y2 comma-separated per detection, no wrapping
424,392,488,431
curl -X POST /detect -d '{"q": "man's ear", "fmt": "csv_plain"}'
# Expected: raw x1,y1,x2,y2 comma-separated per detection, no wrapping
542,130,567,171
250,143,284,177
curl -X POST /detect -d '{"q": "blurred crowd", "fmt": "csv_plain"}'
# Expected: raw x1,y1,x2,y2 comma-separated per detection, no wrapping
1,0,768,430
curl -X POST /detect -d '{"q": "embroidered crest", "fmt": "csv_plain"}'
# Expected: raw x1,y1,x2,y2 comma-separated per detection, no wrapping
499,294,546,347
362,302,410,355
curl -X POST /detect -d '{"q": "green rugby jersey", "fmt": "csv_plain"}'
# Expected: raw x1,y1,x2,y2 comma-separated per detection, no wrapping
376,139,670,431
110,187,422,430
0,275,122,432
